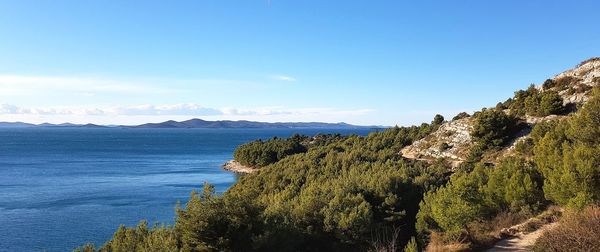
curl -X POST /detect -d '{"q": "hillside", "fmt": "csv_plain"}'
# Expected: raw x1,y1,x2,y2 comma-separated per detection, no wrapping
0,121,36,127
77,58,600,252
135,119,377,129
401,117,473,164
401,58,600,165
0,119,378,129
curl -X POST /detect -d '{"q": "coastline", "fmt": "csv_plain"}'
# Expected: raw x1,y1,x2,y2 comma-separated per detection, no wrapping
222,160,256,174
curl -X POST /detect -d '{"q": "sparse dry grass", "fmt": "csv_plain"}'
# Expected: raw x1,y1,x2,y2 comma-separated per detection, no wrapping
465,210,531,249
555,76,579,91
424,232,470,252
368,226,401,252
533,205,600,252
423,207,562,251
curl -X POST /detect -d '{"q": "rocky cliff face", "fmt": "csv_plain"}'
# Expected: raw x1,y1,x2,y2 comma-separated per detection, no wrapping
401,117,473,162
548,57,600,104
401,58,600,164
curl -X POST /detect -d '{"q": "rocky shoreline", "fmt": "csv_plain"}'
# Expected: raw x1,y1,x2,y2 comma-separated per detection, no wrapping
222,160,256,174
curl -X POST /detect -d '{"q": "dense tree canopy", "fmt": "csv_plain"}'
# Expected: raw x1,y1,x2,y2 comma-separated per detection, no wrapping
416,157,544,236
471,108,521,148
416,88,600,249
79,116,450,252
233,135,308,167
78,88,600,252
504,85,565,117
533,88,600,208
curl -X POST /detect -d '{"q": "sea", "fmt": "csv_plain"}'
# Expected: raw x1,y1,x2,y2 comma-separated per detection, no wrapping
0,127,375,252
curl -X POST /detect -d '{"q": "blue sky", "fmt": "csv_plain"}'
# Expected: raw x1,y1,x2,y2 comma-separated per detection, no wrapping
0,1,599,126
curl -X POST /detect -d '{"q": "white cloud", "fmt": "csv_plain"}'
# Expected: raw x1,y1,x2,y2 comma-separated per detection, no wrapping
219,107,374,117
271,75,296,82
109,104,222,116
0,74,274,95
0,103,223,116
0,75,176,95
0,104,73,115
0,103,374,120
221,107,293,116
0,74,379,125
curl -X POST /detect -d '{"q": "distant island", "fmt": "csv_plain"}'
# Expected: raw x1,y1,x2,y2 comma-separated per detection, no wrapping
0,118,384,129
75,58,600,252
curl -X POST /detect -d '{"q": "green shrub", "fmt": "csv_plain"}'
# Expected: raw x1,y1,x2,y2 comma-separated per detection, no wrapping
483,157,544,211
534,88,600,208
452,112,470,121
175,183,263,251
404,237,418,252
542,79,557,90
416,168,487,234
471,109,521,148
417,157,544,237
524,90,542,115
555,76,578,91
233,135,308,167
99,221,178,252
438,142,451,152
432,114,445,126
73,244,96,252
508,85,565,117
538,91,564,116
509,86,537,117
514,137,534,156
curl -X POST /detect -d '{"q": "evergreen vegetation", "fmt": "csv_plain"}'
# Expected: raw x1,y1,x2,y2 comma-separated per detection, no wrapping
533,88,600,208
78,87,600,252
503,85,565,117
78,116,449,251
471,109,521,148
415,88,600,249
233,134,349,168
416,157,544,237
233,134,308,167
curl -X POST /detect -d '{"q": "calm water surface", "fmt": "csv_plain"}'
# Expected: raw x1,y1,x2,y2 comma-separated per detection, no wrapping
0,127,375,252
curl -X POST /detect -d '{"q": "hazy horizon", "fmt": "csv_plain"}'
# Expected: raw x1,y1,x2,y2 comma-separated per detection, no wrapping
0,118,387,127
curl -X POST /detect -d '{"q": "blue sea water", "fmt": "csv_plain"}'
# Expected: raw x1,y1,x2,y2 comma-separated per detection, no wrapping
0,127,375,252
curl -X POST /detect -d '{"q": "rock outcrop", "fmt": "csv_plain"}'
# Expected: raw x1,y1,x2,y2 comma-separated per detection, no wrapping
401,117,474,162
222,160,256,174
401,58,600,164
547,57,600,105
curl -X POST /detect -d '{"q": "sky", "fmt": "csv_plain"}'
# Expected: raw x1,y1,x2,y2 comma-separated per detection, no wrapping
1,1,599,126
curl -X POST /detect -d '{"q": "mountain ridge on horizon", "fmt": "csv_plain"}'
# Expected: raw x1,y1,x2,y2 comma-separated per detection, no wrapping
0,118,385,129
